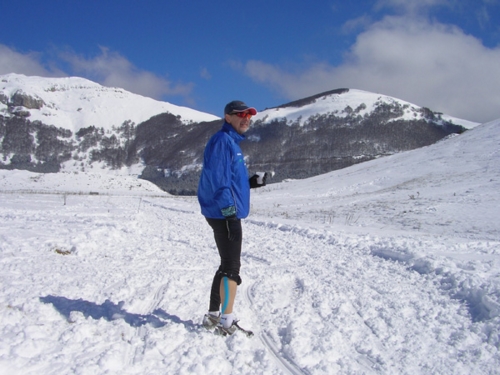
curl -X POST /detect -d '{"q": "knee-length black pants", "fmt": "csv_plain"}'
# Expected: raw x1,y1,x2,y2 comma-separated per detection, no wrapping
206,218,242,312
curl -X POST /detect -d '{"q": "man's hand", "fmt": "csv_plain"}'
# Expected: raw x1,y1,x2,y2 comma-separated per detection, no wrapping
249,172,267,188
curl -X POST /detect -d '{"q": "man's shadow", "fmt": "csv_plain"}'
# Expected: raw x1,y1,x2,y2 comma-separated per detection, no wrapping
40,295,201,331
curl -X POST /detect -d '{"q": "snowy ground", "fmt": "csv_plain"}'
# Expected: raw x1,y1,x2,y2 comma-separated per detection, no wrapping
1,119,499,374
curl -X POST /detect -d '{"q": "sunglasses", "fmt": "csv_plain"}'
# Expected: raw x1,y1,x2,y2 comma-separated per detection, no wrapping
232,112,253,119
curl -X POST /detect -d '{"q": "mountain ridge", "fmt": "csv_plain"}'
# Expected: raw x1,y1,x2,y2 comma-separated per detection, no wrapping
0,73,480,194
0,73,219,132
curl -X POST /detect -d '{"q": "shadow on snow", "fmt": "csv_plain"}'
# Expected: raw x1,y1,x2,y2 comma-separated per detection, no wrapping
40,295,200,331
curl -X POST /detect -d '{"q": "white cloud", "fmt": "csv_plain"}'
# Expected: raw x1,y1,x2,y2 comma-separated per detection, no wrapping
0,44,63,77
241,16,500,123
200,67,211,80
374,0,451,14
58,46,193,100
0,44,194,103
341,15,374,34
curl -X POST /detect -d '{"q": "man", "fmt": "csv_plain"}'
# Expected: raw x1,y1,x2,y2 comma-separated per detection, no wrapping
197,100,267,335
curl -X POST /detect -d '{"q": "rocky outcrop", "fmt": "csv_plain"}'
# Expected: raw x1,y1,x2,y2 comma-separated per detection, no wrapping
0,93,8,105
10,91,45,110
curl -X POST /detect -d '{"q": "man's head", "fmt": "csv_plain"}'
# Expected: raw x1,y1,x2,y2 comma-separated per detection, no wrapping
224,100,257,135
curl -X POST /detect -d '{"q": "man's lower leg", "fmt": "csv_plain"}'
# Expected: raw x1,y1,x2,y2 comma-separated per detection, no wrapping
220,276,237,328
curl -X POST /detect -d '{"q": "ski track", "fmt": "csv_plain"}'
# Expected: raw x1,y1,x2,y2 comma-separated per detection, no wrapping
0,193,499,374
244,281,309,375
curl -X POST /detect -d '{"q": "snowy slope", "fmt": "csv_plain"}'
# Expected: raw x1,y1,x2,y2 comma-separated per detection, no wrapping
0,169,166,196
0,119,498,374
0,73,219,132
254,117,499,240
254,89,479,129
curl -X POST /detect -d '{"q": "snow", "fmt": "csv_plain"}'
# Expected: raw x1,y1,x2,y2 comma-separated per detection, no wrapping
1,118,500,374
254,89,479,129
0,73,220,132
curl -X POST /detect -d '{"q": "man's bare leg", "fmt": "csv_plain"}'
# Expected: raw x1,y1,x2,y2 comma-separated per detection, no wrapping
220,277,237,328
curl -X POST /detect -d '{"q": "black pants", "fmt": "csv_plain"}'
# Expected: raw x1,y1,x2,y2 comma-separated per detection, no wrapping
206,218,242,312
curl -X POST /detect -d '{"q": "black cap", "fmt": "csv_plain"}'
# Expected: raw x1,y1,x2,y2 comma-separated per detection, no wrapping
224,100,257,116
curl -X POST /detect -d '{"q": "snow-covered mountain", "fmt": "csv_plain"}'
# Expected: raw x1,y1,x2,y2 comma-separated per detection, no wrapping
0,73,219,132
0,73,480,194
256,87,479,129
1,73,479,135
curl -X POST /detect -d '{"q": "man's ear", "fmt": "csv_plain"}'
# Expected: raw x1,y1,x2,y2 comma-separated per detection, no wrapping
224,113,232,123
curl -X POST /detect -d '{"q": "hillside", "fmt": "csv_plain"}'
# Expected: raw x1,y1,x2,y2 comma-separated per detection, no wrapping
0,119,498,374
0,73,219,132
0,74,480,194
255,88,478,129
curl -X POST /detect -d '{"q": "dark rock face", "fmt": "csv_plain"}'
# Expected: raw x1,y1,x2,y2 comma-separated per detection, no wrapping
0,93,8,105
10,91,45,110
132,96,466,195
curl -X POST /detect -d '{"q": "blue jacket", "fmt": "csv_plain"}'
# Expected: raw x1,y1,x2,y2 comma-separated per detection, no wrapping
197,122,250,219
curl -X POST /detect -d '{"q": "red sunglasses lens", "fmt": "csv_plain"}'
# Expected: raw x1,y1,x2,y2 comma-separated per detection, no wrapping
234,112,252,118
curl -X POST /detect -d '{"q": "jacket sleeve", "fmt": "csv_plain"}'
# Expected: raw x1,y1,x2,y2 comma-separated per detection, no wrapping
206,135,235,215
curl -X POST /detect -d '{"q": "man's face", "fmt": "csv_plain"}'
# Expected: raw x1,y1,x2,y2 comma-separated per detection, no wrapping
225,112,253,134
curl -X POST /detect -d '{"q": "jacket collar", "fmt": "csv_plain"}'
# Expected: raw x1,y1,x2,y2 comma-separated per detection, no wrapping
222,121,245,143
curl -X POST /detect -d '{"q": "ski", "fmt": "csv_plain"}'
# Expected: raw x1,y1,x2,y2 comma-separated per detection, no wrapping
214,321,254,338
234,321,254,338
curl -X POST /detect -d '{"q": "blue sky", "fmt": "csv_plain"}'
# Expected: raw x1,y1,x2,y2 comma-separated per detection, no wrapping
1,0,499,122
